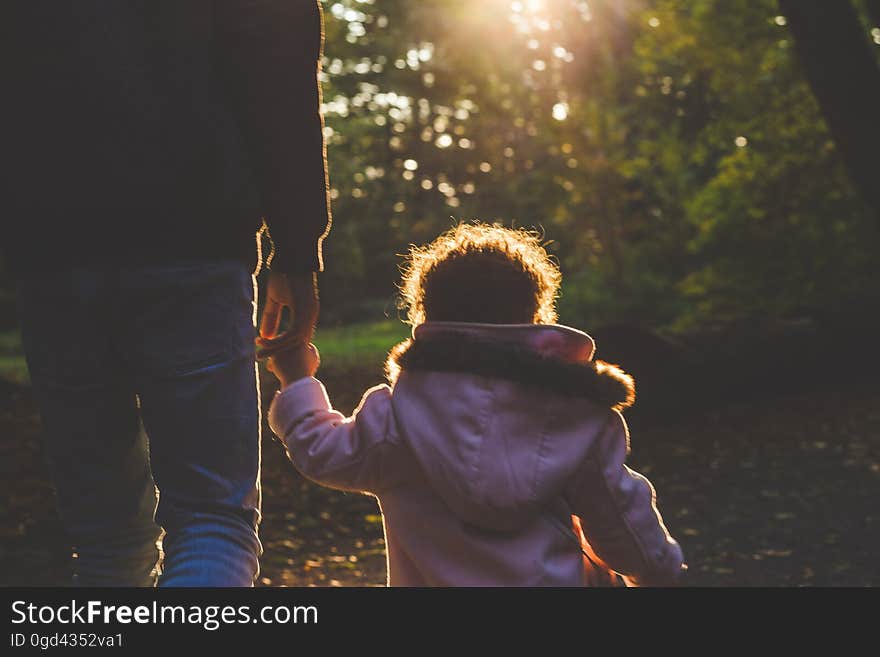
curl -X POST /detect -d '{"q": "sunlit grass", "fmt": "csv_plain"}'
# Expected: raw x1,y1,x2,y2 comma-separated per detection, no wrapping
313,319,409,371
0,330,28,385
0,320,409,387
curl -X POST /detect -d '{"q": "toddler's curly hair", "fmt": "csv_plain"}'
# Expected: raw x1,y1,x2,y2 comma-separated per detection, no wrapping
399,223,561,325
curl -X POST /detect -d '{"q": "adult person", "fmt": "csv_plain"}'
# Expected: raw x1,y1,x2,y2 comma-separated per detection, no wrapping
1,1,331,586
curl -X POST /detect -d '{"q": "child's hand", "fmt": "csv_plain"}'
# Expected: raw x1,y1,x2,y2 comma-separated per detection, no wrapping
261,341,320,388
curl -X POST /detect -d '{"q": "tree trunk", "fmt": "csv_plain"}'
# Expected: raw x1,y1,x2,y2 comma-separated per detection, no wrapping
779,0,880,222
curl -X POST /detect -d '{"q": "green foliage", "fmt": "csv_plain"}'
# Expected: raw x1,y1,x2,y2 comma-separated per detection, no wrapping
316,0,879,330
632,0,879,328
315,0,879,331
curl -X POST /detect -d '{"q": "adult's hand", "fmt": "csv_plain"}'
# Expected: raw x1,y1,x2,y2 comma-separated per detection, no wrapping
256,271,319,359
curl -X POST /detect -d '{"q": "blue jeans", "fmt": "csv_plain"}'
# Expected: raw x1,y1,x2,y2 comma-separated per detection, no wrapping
17,261,262,586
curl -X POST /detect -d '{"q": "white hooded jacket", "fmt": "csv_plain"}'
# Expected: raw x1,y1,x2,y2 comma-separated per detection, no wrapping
268,322,684,586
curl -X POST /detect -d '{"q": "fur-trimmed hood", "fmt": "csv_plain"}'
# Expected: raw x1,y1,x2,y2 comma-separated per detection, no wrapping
382,322,636,531
386,322,634,411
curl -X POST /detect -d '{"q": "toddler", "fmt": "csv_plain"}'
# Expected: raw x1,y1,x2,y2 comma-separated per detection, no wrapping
263,224,685,586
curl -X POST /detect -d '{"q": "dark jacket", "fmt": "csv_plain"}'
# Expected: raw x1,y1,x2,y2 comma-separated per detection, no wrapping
2,0,330,274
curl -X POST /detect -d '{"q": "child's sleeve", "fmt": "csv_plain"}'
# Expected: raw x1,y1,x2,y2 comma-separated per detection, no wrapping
267,377,406,494
565,410,685,586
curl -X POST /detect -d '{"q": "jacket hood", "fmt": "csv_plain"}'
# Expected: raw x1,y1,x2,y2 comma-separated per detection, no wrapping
385,322,635,531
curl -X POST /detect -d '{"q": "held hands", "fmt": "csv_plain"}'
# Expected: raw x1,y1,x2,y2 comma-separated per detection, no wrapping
256,270,321,387
256,271,319,359
264,342,321,388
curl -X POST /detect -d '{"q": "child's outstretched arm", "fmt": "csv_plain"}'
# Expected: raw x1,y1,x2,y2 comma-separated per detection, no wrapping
265,344,407,494
565,411,685,587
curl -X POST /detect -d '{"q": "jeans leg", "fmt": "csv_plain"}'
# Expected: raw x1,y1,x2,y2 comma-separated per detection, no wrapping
141,357,262,587
119,261,262,587
17,271,160,587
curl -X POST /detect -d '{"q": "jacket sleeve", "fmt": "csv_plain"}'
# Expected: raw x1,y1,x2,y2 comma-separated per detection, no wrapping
565,410,685,586
214,0,331,273
268,377,406,494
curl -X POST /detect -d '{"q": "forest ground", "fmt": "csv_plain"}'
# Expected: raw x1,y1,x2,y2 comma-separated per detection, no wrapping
1,322,878,587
